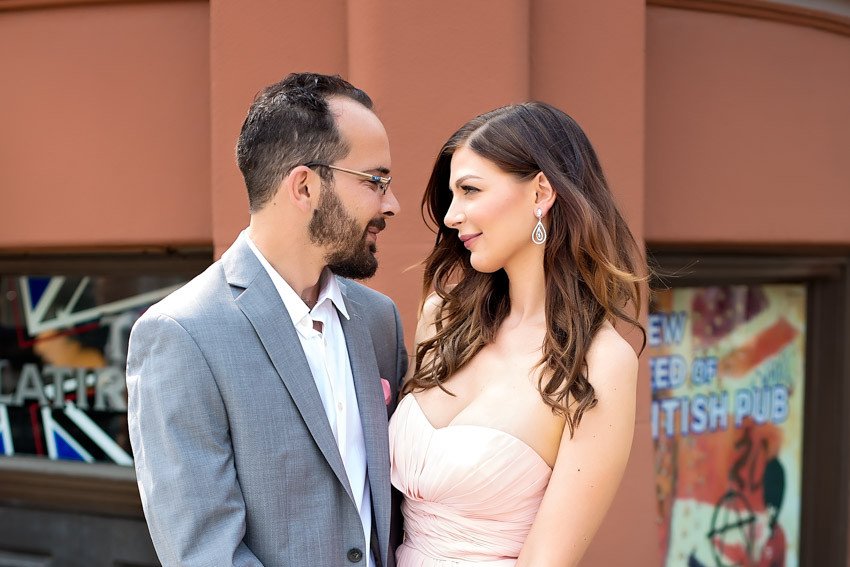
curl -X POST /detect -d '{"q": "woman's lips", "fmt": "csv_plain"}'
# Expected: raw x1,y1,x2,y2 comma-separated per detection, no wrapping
459,233,481,249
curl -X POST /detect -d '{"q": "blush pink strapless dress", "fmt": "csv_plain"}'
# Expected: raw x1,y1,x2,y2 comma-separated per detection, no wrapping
389,395,552,566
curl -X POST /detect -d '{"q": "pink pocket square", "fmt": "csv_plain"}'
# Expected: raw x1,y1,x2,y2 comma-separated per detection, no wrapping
381,378,392,406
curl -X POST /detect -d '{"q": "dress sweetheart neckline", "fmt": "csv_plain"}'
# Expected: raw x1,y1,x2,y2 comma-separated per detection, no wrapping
402,394,553,471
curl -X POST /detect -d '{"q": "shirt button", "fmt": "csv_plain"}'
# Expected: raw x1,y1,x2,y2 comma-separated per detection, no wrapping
347,548,363,563
337,401,344,412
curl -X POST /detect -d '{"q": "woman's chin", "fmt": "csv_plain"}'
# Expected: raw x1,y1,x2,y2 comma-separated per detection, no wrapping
469,255,501,274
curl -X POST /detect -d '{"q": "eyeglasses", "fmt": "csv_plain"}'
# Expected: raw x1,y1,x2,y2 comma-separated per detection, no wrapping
305,163,391,196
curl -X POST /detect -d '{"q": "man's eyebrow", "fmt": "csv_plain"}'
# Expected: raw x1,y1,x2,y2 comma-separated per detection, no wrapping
453,174,482,187
366,166,391,176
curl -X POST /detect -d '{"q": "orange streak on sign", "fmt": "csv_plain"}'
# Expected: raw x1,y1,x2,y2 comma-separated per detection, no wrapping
719,319,798,379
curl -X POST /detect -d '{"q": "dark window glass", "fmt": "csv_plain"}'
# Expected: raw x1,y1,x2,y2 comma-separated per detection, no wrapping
0,271,195,465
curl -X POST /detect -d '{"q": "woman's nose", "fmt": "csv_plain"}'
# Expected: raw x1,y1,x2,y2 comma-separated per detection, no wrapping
444,200,465,228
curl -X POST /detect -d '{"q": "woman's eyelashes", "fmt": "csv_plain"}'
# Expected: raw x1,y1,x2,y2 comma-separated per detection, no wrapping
459,184,480,195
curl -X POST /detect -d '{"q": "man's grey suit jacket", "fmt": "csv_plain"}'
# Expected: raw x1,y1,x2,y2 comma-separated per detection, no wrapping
127,235,407,566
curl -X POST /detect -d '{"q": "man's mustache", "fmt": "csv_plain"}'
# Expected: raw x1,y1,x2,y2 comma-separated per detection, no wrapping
367,218,386,232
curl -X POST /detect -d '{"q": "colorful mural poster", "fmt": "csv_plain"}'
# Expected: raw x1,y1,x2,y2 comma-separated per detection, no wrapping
650,285,806,567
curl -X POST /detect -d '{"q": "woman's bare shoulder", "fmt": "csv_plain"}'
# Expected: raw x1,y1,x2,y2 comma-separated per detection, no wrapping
416,288,454,344
585,322,639,391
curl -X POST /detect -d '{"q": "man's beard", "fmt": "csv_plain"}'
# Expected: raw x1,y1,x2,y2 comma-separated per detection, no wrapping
308,183,384,280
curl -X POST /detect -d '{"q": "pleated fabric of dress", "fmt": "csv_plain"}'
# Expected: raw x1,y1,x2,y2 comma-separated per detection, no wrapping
389,395,552,566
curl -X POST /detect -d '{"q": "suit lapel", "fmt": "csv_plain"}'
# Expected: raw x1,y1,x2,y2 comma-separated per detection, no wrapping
223,238,355,503
339,290,391,562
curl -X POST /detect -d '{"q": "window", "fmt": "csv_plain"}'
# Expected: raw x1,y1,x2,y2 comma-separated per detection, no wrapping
0,251,210,515
648,251,850,567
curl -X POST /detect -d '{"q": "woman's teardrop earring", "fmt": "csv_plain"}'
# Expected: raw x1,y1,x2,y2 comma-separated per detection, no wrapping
531,208,547,245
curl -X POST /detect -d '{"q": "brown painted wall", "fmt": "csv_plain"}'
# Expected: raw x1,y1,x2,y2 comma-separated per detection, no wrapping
4,1,849,565
0,1,210,249
646,6,850,245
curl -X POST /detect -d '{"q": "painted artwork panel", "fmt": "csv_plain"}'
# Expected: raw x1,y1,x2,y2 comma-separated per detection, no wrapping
650,285,805,567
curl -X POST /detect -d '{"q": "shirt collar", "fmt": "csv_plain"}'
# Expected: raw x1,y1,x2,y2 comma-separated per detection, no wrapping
243,231,350,328
314,267,350,320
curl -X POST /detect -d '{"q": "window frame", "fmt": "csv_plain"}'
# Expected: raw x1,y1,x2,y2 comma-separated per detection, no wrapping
649,248,850,567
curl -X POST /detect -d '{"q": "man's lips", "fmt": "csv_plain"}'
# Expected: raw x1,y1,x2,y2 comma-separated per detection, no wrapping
366,219,386,239
366,219,387,242
459,233,482,248
366,227,382,240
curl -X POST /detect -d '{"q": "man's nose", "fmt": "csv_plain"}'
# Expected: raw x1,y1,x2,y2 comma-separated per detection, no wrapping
381,187,401,217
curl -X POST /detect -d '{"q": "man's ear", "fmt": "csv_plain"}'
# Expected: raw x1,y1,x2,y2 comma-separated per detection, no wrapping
281,166,316,213
534,172,557,215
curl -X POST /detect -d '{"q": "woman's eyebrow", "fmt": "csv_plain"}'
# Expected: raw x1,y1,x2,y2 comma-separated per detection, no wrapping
453,174,482,187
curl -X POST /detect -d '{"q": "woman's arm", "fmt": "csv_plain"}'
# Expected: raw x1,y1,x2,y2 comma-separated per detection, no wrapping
516,325,639,567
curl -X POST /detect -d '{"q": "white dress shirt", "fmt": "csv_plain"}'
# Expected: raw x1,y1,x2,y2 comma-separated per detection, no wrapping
245,232,373,566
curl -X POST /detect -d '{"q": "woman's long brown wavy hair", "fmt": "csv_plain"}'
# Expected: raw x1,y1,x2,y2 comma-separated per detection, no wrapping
402,102,646,437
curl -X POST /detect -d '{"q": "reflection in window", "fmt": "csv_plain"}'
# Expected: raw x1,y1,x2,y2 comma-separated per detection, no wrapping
1,274,186,465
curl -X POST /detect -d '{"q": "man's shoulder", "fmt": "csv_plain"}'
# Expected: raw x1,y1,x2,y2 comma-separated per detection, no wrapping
140,260,230,326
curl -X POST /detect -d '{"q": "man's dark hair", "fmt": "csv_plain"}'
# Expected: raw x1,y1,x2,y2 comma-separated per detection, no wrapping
236,73,373,212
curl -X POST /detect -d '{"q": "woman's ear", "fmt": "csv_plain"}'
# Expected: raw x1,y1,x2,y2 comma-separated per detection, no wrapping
534,172,557,215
